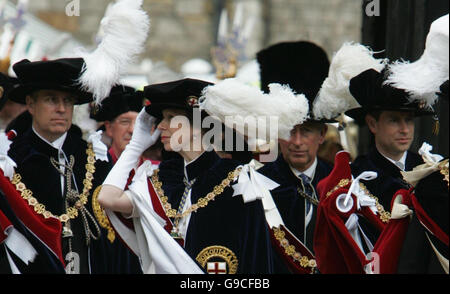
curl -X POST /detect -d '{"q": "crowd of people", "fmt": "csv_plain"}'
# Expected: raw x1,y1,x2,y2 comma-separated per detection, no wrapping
0,3,448,275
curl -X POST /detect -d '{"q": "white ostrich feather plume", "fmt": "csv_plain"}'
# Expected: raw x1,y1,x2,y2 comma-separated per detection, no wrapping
313,42,387,120
384,14,449,109
199,78,309,144
77,0,150,105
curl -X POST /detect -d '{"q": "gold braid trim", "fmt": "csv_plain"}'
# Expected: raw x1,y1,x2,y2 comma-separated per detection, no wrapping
326,179,351,198
11,143,96,223
92,185,115,243
325,178,390,223
438,159,449,188
273,227,316,273
358,182,391,223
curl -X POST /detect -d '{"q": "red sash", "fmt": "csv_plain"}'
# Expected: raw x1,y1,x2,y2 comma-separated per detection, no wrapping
0,170,64,264
411,193,449,246
0,210,13,243
371,189,412,274
147,177,173,235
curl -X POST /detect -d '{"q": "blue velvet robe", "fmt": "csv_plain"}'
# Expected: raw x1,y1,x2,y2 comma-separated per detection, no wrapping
258,154,332,273
157,151,275,274
6,127,126,274
397,168,449,274
350,147,424,210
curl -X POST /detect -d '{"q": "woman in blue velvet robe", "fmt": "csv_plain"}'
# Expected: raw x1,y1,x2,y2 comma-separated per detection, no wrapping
97,78,275,274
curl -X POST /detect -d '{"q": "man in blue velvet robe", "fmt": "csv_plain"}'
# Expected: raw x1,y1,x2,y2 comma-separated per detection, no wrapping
90,86,149,274
1,58,130,274
396,80,449,274
255,41,333,273
346,69,435,211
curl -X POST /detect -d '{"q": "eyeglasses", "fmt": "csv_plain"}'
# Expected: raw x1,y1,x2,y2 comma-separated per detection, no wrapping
115,119,133,127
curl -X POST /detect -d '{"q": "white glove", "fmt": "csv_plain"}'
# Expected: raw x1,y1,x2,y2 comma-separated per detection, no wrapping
103,108,161,190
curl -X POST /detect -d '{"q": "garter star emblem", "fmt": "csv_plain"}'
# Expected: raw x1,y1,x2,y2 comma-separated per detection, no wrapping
196,246,238,274
186,96,199,107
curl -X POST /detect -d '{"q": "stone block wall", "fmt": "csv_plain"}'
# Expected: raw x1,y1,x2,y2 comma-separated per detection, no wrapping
26,0,362,71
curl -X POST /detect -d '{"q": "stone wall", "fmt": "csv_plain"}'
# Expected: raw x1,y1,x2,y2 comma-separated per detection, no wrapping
265,0,363,56
26,0,362,71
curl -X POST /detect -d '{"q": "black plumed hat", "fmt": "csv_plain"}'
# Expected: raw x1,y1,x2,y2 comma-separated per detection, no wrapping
9,58,93,105
256,41,330,101
345,69,435,124
438,80,449,102
90,85,144,122
0,73,19,110
144,78,213,120
256,41,332,123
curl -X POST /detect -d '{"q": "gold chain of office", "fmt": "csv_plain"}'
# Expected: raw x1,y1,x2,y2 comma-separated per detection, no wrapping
150,167,242,220
10,143,96,223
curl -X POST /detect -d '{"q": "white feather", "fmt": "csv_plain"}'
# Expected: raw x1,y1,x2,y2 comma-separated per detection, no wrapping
77,0,150,105
384,14,449,108
313,42,387,120
199,78,309,144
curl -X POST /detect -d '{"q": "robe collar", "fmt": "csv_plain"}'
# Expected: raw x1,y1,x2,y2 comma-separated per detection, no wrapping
184,151,220,182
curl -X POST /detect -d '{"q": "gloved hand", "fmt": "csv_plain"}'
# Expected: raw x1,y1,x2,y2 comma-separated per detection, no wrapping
103,108,161,190
128,108,161,152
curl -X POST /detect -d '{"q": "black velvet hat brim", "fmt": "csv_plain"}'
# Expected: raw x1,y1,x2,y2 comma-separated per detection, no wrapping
0,91,6,110
90,87,143,122
347,68,435,124
144,102,188,120
438,80,449,101
143,78,214,120
0,73,18,110
345,106,435,125
11,58,93,105
8,83,93,105
307,117,338,124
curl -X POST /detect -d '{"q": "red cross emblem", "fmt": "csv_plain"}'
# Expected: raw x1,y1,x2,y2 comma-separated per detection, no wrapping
187,96,199,107
206,262,227,274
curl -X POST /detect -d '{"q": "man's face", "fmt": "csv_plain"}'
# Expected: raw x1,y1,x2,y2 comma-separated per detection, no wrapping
105,111,139,156
26,89,75,142
279,122,327,172
366,111,415,157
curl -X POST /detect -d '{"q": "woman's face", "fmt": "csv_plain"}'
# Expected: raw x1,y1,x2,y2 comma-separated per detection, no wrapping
157,108,198,152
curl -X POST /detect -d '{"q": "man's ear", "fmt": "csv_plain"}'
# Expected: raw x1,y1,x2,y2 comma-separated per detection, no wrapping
104,121,113,137
365,114,377,134
318,124,328,145
25,95,34,115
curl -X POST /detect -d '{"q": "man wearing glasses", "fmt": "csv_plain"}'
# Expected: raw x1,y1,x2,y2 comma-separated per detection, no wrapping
90,85,145,164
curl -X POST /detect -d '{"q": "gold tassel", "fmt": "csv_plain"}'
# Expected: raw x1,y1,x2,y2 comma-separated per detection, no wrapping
432,119,440,136
0,56,11,75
